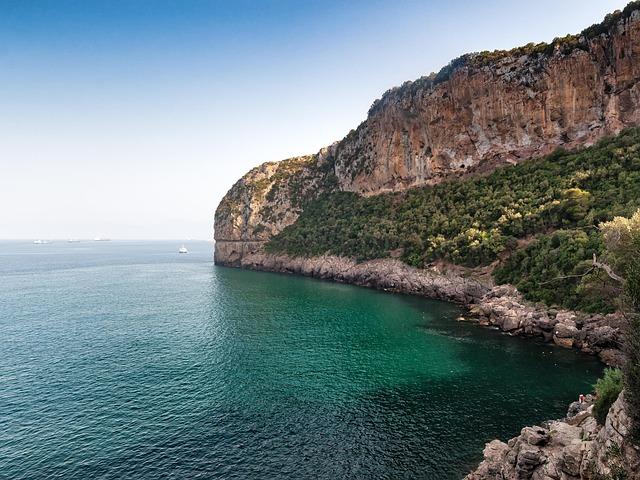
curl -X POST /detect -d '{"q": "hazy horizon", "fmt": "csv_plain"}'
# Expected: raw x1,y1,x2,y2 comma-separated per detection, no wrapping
1,0,630,240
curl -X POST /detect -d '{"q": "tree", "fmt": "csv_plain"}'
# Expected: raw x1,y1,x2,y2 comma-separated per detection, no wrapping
624,242,640,444
593,368,624,425
561,187,591,222
601,209,640,443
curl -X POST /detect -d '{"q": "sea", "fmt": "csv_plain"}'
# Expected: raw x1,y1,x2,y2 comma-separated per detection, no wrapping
0,240,602,479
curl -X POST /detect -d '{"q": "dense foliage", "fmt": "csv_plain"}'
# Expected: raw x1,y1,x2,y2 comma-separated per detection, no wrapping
493,229,613,312
593,368,624,426
267,130,640,309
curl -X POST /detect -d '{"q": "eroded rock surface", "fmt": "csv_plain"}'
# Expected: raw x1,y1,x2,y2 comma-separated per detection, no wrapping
466,392,640,479
218,249,490,304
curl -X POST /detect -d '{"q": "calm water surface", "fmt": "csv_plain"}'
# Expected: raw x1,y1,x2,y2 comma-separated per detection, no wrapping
0,241,602,479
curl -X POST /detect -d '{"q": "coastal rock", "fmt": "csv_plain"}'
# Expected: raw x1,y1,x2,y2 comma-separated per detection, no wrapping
521,427,550,447
583,391,640,478
216,250,491,304
467,392,640,480
467,286,624,366
469,440,511,479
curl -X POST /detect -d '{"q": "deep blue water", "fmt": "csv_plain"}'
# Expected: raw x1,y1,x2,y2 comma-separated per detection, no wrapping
0,240,602,479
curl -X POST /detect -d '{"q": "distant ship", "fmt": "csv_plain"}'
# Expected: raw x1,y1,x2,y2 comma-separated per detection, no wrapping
33,239,49,244
178,245,188,254
67,239,80,243
93,237,111,241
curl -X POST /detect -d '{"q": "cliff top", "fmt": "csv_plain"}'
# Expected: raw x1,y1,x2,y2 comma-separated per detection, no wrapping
368,1,640,116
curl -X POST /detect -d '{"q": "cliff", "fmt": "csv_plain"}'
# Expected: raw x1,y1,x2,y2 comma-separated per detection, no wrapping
213,6,640,477
215,4,640,264
214,151,336,265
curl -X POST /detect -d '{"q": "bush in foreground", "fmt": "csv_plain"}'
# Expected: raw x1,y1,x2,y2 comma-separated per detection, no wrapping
593,368,624,425
601,210,640,442
624,246,640,444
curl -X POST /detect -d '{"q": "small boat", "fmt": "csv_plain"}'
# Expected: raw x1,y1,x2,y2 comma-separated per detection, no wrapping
33,239,49,244
93,237,111,241
67,239,80,243
178,245,188,254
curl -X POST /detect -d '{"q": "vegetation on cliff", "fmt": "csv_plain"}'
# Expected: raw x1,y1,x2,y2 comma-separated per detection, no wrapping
267,129,640,312
593,368,624,425
627,258,640,443
493,230,609,312
627,260,640,444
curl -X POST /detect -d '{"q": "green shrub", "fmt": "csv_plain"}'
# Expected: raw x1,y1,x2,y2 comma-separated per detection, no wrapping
600,211,640,442
593,368,624,425
493,229,612,312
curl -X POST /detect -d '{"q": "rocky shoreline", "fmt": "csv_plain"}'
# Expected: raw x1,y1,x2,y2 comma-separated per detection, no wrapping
466,392,640,479
466,285,625,368
214,244,625,367
215,243,489,303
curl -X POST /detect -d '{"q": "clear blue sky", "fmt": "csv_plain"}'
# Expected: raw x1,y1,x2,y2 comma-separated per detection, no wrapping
0,0,630,239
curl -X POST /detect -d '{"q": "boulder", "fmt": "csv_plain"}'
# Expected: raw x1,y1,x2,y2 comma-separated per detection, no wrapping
553,335,574,348
560,441,583,477
521,427,550,447
516,446,545,477
467,392,639,479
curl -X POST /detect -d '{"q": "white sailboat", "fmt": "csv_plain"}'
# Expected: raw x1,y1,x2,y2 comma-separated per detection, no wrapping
178,244,188,254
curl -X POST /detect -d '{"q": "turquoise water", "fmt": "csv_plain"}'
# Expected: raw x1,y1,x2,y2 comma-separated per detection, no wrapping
0,241,602,479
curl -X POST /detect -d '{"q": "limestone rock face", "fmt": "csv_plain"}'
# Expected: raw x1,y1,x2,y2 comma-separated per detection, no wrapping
338,10,640,196
213,152,335,262
214,7,640,264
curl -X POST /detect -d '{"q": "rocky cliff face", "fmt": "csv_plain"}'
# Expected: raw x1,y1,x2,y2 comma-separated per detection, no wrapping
339,11,640,195
215,6,640,262
214,151,335,265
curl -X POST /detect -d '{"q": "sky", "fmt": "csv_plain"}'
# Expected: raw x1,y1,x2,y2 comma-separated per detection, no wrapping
0,0,631,240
